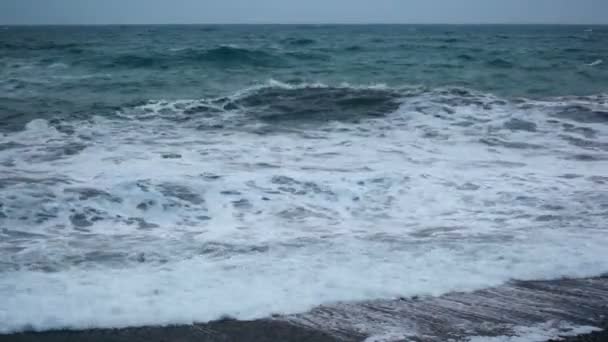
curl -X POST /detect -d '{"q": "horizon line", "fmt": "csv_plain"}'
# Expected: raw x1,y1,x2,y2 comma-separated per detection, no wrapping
2,22,607,27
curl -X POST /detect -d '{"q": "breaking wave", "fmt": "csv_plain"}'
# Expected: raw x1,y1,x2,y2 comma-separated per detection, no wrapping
1,80,607,333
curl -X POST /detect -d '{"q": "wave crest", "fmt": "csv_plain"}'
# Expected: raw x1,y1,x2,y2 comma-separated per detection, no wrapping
121,80,403,126
106,46,284,69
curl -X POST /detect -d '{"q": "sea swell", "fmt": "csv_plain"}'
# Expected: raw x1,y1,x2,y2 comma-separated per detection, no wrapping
1,24,608,339
102,46,284,69
1,80,608,333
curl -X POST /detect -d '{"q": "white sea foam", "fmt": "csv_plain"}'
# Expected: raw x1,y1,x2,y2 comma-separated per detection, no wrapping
2,232,608,333
586,59,603,67
48,62,69,69
0,86,607,333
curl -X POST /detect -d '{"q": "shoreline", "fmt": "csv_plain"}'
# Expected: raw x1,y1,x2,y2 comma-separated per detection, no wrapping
3,322,606,342
3,276,607,342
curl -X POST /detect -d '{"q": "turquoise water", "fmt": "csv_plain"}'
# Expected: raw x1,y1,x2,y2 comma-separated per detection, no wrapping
1,25,607,130
0,25,607,335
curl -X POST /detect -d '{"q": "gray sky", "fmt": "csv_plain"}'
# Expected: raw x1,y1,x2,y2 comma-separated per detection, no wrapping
1,0,607,25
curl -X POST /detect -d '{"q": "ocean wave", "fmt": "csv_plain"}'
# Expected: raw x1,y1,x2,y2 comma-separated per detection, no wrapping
191,46,282,66
284,51,332,61
457,54,475,61
586,59,604,67
118,80,403,126
486,58,514,68
2,24,608,336
0,42,85,51
282,38,317,46
1,80,608,332
345,45,364,51
105,46,285,69
107,54,162,69
115,81,608,132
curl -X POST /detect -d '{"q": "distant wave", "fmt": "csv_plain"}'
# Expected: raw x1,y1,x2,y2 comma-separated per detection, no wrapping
193,46,281,66
282,38,317,46
284,51,331,61
345,45,364,51
586,59,603,67
486,58,514,69
457,54,475,61
105,46,291,69
0,42,86,52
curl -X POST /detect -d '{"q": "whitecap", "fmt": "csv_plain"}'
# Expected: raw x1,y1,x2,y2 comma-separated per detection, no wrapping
586,59,603,67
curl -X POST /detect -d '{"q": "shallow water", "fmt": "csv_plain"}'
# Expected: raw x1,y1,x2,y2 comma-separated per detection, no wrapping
0,25,607,334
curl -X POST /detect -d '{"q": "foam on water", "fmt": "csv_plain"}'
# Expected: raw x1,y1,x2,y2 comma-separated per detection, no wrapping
586,59,603,67
1,83,607,333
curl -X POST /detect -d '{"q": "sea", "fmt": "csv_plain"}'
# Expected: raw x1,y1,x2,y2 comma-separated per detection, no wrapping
0,25,607,338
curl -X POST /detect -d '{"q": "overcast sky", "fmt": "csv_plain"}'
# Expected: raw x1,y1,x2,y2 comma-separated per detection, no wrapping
1,0,607,25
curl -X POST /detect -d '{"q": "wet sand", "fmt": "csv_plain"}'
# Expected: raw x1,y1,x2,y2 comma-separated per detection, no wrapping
1,320,340,342
2,276,607,342
550,327,608,342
